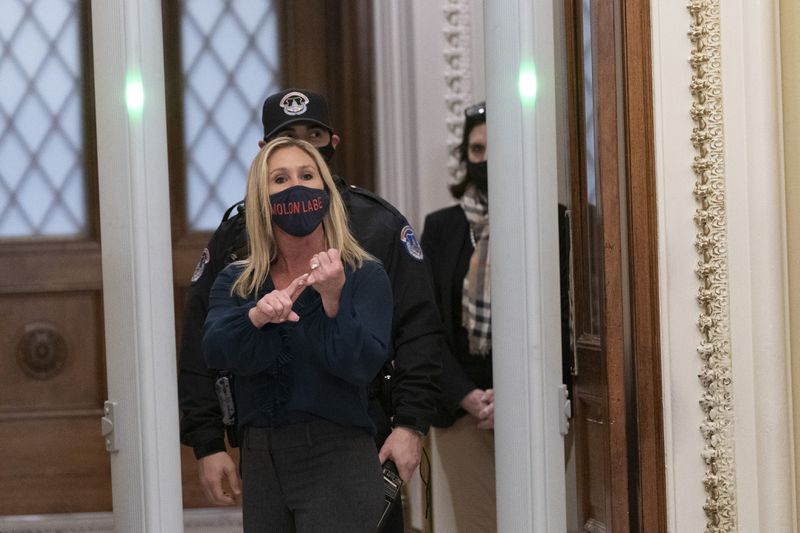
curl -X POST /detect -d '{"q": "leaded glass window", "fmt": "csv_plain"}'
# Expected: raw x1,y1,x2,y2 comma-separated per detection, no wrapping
181,0,281,231
0,0,85,238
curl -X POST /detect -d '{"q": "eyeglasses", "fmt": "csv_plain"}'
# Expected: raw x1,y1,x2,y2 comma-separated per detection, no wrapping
464,103,486,118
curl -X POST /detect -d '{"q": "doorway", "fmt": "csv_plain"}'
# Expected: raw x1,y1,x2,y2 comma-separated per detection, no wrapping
562,0,666,530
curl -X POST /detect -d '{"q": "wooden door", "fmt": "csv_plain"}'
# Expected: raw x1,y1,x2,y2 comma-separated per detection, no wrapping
0,1,110,514
0,0,376,515
565,0,630,530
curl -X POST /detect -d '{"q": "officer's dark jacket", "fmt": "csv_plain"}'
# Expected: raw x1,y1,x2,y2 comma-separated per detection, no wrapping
179,177,444,459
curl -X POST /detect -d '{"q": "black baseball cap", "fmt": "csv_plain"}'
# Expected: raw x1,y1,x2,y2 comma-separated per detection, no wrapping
261,88,333,141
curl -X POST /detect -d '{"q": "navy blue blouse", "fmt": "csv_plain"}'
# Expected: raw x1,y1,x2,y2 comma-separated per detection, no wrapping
202,260,393,433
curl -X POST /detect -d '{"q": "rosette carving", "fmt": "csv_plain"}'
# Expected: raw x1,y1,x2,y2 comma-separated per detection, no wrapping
442,0,472,182
17,323,68,380
688,1,737,530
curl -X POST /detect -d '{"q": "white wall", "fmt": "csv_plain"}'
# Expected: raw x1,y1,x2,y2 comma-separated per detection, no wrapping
651,1,708,529
721,0,795,529
373,1,454,231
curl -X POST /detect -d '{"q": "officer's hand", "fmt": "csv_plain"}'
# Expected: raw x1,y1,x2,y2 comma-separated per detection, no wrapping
306,249,345,317
249,273,308,327
197,451,241,506
378,426,422,483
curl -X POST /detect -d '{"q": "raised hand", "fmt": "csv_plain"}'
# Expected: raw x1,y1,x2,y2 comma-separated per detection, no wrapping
248,272,308,328
306,248,345,317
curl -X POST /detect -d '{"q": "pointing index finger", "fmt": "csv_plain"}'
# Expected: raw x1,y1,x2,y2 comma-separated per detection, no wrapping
285,273,309,302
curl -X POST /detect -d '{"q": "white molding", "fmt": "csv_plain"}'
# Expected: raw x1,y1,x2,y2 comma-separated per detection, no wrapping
686,1,738,529
468,0,485,102
373,2,453,230
655,0,796,530
442,0,473,182
652,0,714,530
720,0,796,530
485,0,566,531
91,0,183,530
372,2,419,223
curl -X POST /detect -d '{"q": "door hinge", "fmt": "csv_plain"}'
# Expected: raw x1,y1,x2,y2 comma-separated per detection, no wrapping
558,384,572,436
101,400,119,453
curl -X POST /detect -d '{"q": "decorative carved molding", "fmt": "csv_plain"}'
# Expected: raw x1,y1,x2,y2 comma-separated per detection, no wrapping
17,323,68,380
687,1,737,531
442,0,472,182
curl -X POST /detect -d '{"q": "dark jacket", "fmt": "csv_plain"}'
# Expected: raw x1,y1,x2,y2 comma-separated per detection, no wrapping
421,205,491,427
179,177,444,458
421,203,573,428
203,261,392,433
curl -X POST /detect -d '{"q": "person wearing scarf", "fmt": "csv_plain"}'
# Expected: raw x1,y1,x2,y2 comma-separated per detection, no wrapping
421,103,497,533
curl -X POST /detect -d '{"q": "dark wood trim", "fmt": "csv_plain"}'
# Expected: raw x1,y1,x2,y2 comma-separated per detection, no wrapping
80,0,99,243
323,0,375,189
564,0,591,340
282,0,327,91
161,0,189,243
621,0,667,530
281,1,375,190
592,0,630,529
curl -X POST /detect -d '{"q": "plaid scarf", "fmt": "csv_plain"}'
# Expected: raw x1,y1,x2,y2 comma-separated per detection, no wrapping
460,186,491,356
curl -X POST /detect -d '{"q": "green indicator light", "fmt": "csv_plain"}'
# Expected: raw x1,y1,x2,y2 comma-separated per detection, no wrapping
125,74,144,116
518,63,538,106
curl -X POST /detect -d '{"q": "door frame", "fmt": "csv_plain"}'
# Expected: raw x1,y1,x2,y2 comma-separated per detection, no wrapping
564,0,666,529
620,0,667,530
482,0,666,530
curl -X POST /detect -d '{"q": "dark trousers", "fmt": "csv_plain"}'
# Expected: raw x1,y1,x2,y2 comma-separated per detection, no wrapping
242,420,384,533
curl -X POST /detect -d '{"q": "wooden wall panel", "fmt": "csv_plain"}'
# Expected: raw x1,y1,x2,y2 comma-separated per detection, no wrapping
0,418,111,514
0,292,104,412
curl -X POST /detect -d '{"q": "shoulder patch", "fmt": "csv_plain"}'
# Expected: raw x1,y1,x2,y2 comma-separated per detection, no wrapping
191,248,211,284
400,225,424,261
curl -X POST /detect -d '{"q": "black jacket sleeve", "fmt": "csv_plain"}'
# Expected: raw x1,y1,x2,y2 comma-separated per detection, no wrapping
383,220,444,434
178,209,246,459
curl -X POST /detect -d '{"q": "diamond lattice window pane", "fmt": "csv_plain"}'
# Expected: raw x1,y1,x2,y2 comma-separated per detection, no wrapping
182,0,281,231
0,0,85,238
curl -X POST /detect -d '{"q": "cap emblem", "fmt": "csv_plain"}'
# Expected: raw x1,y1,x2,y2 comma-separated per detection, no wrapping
279,91,310,116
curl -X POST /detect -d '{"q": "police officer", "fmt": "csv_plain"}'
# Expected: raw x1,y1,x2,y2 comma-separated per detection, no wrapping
178,88,443,530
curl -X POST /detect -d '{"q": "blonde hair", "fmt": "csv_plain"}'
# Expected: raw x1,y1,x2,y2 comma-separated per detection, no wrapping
231,137,372,298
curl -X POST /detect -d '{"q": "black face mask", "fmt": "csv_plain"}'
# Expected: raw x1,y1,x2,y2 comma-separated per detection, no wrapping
317,142,335,163
467,161,488,194
269,185,330,237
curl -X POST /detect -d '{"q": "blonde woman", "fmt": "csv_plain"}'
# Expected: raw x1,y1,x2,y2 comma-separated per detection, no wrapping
202,138,392,532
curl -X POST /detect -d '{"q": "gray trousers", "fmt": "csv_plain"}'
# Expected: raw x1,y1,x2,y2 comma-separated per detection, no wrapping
242,420,384,533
